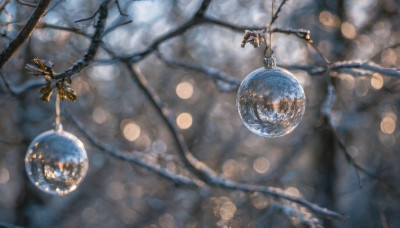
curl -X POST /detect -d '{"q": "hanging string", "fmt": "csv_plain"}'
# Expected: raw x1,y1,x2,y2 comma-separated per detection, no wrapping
264,0,276,68
269,0,273,51
54,94,62,131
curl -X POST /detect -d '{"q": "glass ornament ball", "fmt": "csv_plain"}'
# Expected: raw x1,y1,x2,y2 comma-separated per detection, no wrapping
236,67,306,138
25,129,88,196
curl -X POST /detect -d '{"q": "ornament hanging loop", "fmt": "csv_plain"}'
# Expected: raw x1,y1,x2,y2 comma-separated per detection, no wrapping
54,94,63,131
263,29,276,69
264,0,276,69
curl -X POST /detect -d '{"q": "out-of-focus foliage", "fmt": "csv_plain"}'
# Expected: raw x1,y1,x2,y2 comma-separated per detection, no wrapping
0,0,399,227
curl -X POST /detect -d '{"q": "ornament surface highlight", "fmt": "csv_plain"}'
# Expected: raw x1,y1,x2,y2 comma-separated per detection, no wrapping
25,129,88,196
237,67,306,137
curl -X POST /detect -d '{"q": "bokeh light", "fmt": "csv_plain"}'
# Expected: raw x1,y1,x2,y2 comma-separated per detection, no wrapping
251,193,269,209
122,121,141,141
107,181,127,200
223,159,240,178
381,49,397,67
0,167,10,184
253,157,270,174
176,112,193,129
285,187,301,197
219,201,237,220
92,107,110,124
341,21,356,39
339,73,355,90
176,82,194,99
82,207,98,224
159,213,175,228
370,73,384,90
319,11,341,28
381,114,396,135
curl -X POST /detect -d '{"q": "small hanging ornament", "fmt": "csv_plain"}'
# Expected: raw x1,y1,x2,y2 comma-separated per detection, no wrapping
237,29,306,138
25,95,88,196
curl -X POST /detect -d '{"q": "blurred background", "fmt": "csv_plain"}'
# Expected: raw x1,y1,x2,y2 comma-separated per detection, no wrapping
0,0,399,227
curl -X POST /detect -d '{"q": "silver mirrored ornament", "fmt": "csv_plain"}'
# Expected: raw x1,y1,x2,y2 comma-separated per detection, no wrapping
236,60,306,138
25,128,88,196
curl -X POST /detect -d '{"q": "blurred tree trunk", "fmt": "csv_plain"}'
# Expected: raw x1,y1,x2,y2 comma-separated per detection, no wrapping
312,115,337,228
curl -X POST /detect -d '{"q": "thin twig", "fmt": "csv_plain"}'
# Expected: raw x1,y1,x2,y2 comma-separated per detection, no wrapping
329,120,389,184
0,71,15,95
201,16,261,32
0,0,10,14
37,23,86,36
0,71,46,96
115,0,128,16
13,79,46,95
157,51,240,92
125,20,200,62
123,0,213,62
103,19,133,36
270,0,289,26
0,0,50,68
16,0,36,7
74,9,100,23
0,21,87,36
44,0,64,15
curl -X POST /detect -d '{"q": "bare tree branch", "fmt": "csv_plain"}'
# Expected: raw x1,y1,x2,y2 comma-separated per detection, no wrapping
54,0,111,79
195,0,212,17
282,60,400,78
64,109,204,189
121,63,345,221
331,61,400,77
0,0,50,69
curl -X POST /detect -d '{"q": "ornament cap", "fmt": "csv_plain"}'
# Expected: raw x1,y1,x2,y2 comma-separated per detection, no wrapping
53,123,63,131
264,56,276,68
264,47,276,69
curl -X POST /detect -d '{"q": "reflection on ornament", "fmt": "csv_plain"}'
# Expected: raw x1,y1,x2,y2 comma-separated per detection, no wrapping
25,129,88,196
237,66,306,138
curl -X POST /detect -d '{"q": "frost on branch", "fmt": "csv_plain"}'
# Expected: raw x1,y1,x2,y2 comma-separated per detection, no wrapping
25,57,77,102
